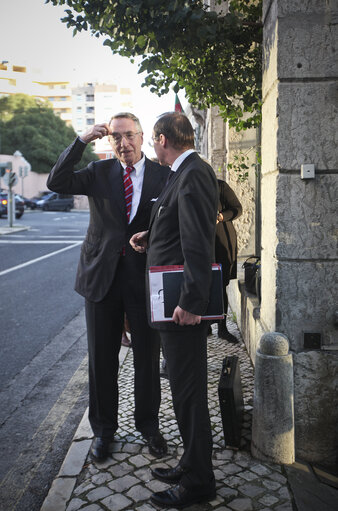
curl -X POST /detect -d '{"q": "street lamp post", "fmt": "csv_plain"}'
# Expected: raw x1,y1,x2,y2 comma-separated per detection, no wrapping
0,61,8,155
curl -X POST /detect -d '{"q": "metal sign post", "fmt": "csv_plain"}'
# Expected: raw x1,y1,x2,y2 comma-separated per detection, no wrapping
8,187,14,227
19,165,29,197
3,164,18,227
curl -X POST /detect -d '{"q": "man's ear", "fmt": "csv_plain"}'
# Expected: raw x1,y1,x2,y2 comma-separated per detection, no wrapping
159,134,167,148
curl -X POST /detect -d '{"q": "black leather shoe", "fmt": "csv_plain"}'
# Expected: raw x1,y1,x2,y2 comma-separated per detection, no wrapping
218,321,239,343
151,464,186,483
142,431,168,458
90,436,113,461
150,484,216,509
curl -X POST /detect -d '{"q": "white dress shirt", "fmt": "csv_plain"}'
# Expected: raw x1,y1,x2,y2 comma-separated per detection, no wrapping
171,149,196,173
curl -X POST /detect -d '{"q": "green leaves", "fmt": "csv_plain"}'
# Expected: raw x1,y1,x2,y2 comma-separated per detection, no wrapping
0,94,98,173
48,0,262,130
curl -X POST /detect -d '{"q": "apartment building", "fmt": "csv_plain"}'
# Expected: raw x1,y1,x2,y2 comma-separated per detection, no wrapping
0,61,72,125
0,61,132,158
36,80,72,126
72,82,133,158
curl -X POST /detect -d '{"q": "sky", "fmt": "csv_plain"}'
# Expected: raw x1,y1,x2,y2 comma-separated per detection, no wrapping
0,0,185,155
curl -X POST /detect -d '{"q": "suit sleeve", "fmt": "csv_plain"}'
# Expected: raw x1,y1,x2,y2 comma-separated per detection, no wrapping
47,137,96,195
177,165,218,315
218,180,242,222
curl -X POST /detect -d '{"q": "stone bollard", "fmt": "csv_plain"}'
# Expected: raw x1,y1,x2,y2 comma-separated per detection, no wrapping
251,332,295,464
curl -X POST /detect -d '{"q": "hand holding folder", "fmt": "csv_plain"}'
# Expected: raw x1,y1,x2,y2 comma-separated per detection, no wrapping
149,264,224,322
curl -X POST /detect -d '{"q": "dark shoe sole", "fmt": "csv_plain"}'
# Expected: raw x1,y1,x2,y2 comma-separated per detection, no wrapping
89,437,114,462
148,446,168,458
150,490,216,509
142,433,168,458
218,330,239,343
151,469,183,484
89,449,109,462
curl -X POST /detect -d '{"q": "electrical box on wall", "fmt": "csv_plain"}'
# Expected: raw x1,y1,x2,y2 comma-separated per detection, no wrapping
301,164,315,179
304,332,321,350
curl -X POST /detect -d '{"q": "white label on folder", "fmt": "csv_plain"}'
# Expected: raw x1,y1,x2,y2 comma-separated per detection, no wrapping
149,264,224,323
149,271,166,322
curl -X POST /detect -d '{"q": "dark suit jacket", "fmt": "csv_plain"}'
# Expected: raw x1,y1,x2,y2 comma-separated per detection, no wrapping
47,137,169,302
147,152,218,329
215,179,242,284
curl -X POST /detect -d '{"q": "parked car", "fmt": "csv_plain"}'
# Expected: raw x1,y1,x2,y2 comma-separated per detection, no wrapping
0,193,25,219
28,191,52,209
19,195,38,209
36,192,74,212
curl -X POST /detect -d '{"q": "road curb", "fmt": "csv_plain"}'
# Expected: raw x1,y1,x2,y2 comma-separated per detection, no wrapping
40,345,130,511
0,225,30,235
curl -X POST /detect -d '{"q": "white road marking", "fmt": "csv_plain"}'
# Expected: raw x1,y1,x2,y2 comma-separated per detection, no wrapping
59,229,80,232
0,242,82,277
0,240,82,244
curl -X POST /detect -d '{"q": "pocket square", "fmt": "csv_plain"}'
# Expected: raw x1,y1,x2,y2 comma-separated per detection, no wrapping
151,198,158,202
158,205,165,217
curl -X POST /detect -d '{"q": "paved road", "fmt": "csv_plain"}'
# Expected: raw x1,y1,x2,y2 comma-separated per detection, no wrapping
0,210,90,511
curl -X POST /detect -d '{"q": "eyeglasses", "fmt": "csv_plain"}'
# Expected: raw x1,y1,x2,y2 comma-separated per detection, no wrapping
110,131,141,144
149,135,159,148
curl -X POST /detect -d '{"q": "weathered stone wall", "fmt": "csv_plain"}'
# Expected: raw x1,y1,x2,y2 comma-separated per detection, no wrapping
227,126,257,257
192,104,258,259
197,0,338,467
262,0,338,465
207,106,227,177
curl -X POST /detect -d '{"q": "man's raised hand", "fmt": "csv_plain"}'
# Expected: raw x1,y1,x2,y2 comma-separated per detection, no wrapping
81,123,111,144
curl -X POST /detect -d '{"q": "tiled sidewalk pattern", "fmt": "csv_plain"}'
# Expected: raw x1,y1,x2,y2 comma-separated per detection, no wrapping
46,321,294,511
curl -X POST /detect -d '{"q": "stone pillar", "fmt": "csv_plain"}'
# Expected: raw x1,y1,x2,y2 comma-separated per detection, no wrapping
261,0,338,465
207,106,227,178
252,332,295,465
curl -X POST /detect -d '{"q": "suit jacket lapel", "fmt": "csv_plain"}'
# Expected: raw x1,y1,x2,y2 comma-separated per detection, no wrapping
149,153,196,227
107,159,126,218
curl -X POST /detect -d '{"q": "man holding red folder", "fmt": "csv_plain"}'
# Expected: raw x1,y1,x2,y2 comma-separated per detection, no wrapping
130,112,218,509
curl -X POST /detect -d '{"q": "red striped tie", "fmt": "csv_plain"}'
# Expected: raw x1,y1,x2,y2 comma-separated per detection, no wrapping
124,166,134,222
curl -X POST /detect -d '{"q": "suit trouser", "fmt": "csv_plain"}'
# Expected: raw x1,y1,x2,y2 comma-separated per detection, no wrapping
159,323,215,493
85,257,161,438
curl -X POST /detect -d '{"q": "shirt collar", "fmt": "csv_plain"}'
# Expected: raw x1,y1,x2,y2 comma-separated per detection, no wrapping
171,149,195,172
121,154,145,176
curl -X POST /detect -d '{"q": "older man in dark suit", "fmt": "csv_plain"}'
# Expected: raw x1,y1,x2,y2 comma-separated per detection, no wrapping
47,112,169,461
130,112,218,509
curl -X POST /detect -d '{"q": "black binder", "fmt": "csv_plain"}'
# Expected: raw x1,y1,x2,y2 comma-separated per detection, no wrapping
149,263,224,322
218,356,244,448
163,267,224,319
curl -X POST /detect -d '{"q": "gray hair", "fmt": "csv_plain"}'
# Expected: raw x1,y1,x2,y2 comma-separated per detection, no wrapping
109,112,143,132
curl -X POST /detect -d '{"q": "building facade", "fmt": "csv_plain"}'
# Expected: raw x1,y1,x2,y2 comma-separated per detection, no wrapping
72,83,132,159
0,62,132,159
195,0,338,467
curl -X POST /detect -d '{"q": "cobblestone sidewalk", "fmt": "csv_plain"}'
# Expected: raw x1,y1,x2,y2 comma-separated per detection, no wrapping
42,320,294,511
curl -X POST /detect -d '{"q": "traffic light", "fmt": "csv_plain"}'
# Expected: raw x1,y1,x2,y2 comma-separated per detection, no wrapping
0,161,12,178
0,162,7,178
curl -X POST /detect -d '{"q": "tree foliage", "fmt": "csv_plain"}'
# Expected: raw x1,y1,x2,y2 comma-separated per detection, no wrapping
46,0,262,130
0,94,98,173
0,93,43,122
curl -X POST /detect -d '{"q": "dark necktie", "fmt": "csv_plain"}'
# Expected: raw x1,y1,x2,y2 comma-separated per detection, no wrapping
124,166,134,222
166,170,175,185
